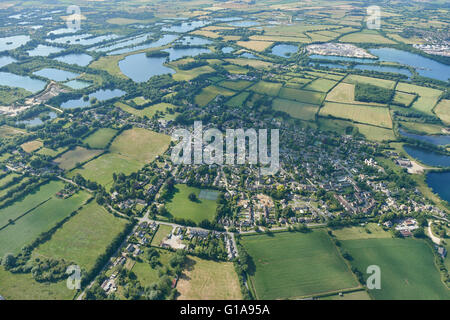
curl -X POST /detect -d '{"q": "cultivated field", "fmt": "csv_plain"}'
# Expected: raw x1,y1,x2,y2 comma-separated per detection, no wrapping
195,85,235,106
272,98,318,121
396,82,442,115
241,230,359,299
54,147,103,171
249,81,282,96
278,87,325,105
21,140,43,153
177,256,242,300
434,99,450,124
341,238,450,300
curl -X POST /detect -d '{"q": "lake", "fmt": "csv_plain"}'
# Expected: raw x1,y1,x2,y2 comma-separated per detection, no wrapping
162,21,208,33
222,47,234,54
119,53,175,83
240,52,257,59
33,68,80,82
228,21,259,27
27,44,63,57
368,48,450,82
90,33,152,53
60,89,126,109
0,72,46,93
163,47,211,61
18,112,57,127
63,80,92,90
47,34,118,46
55,53,93,67
0,56,17,68
0,35,31,51
272,44,298,57
108,34,178,55
404,145,450,167
400,129,450,146
353,64,412,78
426,171,450,204
177,36,212,46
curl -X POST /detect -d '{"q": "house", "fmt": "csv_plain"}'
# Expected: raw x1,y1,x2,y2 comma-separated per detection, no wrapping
437,247,447,259
399,230,412,237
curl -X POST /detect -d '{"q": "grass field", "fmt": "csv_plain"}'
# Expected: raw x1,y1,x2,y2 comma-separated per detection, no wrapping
331,223,391,240
341,238,450,300
396,83,442,115
249,81,282,96
241,230,359,299
54,147,103,171
236,40,273,52
83,128,117,149
0,173,20,189
272,98,318,121
131,249,174,285
278,87,325,105
392,91,417,107
165,184,218,224
0,189,91,257
354,123,396,142
0,267,75,300
344,74,396,90
339,30,395,44
320,290,371,300
21,140,43,153
218,80,253,91
319,102,393,129
151,224,173,246
35,201,128,271
303,78,337,92
434,99,450,124
116,102,178,120
225,91,250,107
109,128,171,163
224,58,273,69
172,65,215,82
0,125,26,139
326,82,386,106
177,256,242,300
194,85,235,106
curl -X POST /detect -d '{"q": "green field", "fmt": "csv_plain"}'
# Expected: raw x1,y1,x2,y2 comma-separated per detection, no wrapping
218,80,253,91
241,230,359,299
165,184,218,224
249,81,282,96
83,128,117,149
194,85,235,106
35,201,128,271
344,75,396,90
392,91,417,107
395,83,442,115
339,30,396,44
151,224,173,246
0,189,91,257
54,147,103,171
434,99,450,124
303,78,338,92
116,102,178,120
331,223,391,240
278,87,325,105
272,98,318,121
341,238,450,300
225,91,250,107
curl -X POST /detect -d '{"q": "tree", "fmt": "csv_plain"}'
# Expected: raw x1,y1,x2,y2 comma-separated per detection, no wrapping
2,253,16,270
188,193,197,202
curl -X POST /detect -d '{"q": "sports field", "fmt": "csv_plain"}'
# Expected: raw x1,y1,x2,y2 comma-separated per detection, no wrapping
165,184,218,224
83,128,117,149
35,201,128,271
241,230,359,299
341,238,450,300
177,256,242,300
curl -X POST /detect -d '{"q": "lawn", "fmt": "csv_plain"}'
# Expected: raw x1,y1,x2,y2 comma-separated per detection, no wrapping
151,224,173,246
35,201,128,271
0,190,91,257
331,223,391,240
165,184,218,224
83,128,117,149
54,147,103,171
272,98,318,121
194,85,235,106
241,230,359,299
177,256,242,300
278,87,326,105
319,102,393,129
249,81,282,96
0,267,75,300
341,238,450,300
109,128,171,163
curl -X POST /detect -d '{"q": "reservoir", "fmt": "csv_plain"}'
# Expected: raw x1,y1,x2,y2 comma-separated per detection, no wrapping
400,129,450,146
0,72,46,93
55,53,93,67
426,172,450,204
61,89,126,109
271,44,298,57
404,145,450,167
119,53,175,83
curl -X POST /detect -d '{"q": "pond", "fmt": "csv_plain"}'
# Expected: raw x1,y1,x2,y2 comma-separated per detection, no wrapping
17,111,57,127
33,68,80,82
163,47,211,61
177,36,212,46
162,20,209,33
47,34,118,46
0,35,31,51
0,56,17,68
63,80,92,90
60,89,126,109
426,171,450,204
271,44,298,57
228,20,260,27
90,33,152,53
119,52,175,83
240,52,257,59
0,72,46,93
222,47,234,54
27,44,63,57
404,145,450,167
108,34,178,55
368,48,450,82
55,53,93,67
399,129,450,146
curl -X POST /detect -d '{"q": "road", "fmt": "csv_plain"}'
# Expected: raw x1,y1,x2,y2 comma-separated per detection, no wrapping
427,220,441,245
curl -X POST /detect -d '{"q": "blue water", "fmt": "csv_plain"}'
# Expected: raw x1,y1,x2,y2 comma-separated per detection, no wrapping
353,64,412,78
309,54,375,63
18,112,57,127
163,47,211,61
222,47,234,54
272,44,298,57
47,34,118,46
426,172,450,204
60,89,126,109
0,56,16,68
404,145,450,167
27,44,63,57
228,21,259,27
108,34,178,55
368,48,450,82
400,129,450,146
119,52,175,83
55,53,93,67
240,52,257,59
309,62,349,69
0,72,46,93
90,33,152,53
162,21,208,33
0,35,30,51
33,68,80,82
177,36,212,46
